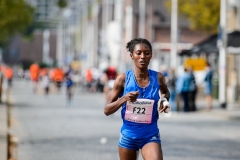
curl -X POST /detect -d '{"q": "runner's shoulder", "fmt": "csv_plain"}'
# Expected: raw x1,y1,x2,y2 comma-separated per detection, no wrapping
156,72,165,85
115,73,125,86
157,72,164,79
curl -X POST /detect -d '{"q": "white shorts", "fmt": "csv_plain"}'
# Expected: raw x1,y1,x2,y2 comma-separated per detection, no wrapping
107,80,115,89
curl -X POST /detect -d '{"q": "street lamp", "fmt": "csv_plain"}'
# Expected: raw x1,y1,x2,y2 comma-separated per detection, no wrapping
57,9,72,67
43,29,50,65
218,0,227,108
139,0,146,38
170,0,178,70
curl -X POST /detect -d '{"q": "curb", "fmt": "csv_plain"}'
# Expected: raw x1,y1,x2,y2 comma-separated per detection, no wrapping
197,107,240,121
0,103,7,160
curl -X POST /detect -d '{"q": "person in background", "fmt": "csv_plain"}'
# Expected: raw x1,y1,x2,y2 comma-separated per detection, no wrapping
65,66,74,106
188,66,198,111
166,68,177,112
103,66,117,101
41,69,51,96
5,66,13,88
17,67,24,79
204,62,213,110
96,70,105,93
85,68,94,92
91,67,101,92
0,67,4,103
29,63,40,93
71,70,81,87
176,67,191,112
53,67,64,92
160,65,168,77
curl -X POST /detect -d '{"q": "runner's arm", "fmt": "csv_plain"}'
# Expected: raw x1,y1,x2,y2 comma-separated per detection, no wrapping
104,73,126,116
158,72,171,113
158,72,170,101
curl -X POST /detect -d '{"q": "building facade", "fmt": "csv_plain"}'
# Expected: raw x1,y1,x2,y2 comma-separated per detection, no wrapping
121,0,210,72
226,0,240,103
5,0,92,67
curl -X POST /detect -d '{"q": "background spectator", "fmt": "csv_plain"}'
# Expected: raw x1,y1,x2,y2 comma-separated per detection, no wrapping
166,68,177,112
176,68,191,112
188,66,198,111
204,62,213,110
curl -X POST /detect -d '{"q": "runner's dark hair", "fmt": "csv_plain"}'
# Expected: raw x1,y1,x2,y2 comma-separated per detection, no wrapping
126,38,152,53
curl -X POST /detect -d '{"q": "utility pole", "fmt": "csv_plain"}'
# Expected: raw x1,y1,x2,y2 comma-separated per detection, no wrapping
102,0,108,34
147,4,153,43
57,16,63,67
237,0,240,29
218,0,227,108
114,0,124,72
170,0,178,70
81,1,88,69
139,0,146,38
43,29,50,65
0,48,2,64
125,0,133,70
62,9,72,66
125,4,133,42
93,1,99,67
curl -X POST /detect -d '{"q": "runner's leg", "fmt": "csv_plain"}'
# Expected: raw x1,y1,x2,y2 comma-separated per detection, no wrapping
141,142,163,160
119,146,138,160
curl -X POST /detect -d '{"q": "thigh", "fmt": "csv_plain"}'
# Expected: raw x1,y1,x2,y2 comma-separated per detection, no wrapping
141,142,163,160
118,146,138,160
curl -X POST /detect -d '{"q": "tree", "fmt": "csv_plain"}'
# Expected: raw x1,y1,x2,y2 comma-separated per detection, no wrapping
57,0,68,9
0,0,34,47
166,0,220,33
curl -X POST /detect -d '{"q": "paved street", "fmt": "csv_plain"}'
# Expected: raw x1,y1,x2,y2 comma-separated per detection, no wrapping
8,80,240,160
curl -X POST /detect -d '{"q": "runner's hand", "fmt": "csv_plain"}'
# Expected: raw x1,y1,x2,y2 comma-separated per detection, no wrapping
158,100,170,113
125,91,139,102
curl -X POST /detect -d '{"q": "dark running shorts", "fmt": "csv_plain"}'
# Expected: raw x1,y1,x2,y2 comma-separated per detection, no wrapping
118,133,161,150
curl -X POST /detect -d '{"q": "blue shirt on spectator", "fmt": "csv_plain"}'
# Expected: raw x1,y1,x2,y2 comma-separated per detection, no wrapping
176,72,191,93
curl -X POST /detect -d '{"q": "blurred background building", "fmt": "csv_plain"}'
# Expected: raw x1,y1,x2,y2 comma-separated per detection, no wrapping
225,0,240,104
1,0,240,106
3,0,209,68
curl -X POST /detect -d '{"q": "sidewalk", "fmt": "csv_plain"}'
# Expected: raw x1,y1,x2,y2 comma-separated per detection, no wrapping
0,102,7,160
195,96,240,121
0,84,9,160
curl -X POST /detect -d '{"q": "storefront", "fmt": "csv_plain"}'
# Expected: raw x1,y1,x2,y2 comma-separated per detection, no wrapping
179,30,240,105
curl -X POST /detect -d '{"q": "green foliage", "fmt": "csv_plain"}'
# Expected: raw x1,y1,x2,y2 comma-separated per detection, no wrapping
166,0,220,33
39,62,49,69
52,60,58,68
21,61,51,70
21,60,33,70
0,0,34,46
57,0,68,8
23,21,46,40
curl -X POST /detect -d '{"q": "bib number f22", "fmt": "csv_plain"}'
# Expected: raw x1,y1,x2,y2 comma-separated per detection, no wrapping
133,107,146,114
125,99,154,123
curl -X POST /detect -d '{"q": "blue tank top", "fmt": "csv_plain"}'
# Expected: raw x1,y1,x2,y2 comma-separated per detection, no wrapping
120,69,160,139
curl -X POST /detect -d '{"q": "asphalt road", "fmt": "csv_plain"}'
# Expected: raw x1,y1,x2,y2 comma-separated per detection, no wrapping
8,80,240,160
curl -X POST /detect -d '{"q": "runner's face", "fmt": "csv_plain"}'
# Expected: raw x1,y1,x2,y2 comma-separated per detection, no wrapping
130,43,152,69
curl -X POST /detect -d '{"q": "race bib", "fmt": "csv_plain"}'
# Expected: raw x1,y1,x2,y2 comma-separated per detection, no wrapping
124,99,154,124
